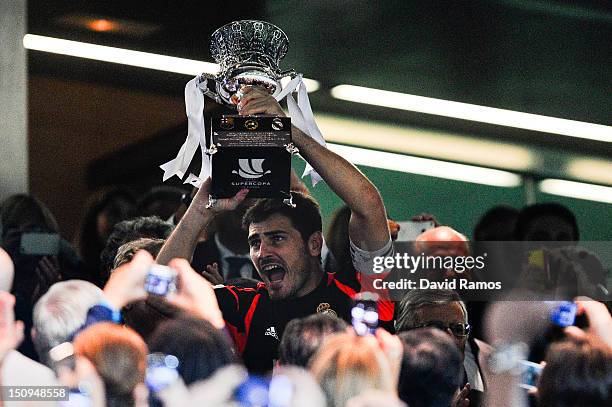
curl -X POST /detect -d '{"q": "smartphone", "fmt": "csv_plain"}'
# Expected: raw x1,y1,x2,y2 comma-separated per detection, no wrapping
396,221,436,242
20,232,60,256
351,292,379,336
549,301,578,327
145,265,177,296
146,353,180,393
519,360,543,390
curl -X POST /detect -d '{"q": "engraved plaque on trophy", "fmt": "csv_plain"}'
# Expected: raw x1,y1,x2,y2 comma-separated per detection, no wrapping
211,115,292,198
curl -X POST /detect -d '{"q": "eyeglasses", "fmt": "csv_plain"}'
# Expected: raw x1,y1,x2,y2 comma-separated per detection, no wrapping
412,321,471,337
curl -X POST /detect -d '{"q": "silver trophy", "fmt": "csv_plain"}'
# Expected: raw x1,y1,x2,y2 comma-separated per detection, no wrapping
202,20,296,106
160,20,324,198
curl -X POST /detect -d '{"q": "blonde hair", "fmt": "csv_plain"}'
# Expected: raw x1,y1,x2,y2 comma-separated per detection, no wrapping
310,333,395,407
74,323,147,406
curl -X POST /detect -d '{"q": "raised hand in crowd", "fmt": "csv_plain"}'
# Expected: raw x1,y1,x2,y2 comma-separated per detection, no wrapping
387,219,400,241
0,292,24,366
201,262,224,286
411,212,440,227
565,297,612,348
165,258,225,329
101,249,225,329
453,383,471,407
102,250,153,310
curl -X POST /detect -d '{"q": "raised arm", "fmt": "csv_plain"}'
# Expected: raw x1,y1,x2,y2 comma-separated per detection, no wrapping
239,87,390,251
156,178,248,265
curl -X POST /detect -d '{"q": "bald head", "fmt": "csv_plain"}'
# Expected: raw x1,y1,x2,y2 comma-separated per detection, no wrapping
415,226,470,257
0,248,15,291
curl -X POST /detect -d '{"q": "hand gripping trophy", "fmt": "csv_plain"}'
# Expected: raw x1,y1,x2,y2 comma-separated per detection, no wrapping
160,20,326,205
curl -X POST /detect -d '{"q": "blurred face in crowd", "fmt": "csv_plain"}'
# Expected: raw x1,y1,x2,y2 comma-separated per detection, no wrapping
248,213,322,300
415,302,468,358
415,226,471,280
522,215,576,241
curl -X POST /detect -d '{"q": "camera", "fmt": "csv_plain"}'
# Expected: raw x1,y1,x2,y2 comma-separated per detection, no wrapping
145,265,177,296
351,292,379,336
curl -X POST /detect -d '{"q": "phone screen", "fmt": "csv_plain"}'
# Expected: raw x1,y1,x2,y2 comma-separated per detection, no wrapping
396,221,436,242
519,360,543,390
352,293,379,336
20,232,60,256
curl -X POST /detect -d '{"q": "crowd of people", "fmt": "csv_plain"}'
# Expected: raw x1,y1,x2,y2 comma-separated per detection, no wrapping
0,86,610,407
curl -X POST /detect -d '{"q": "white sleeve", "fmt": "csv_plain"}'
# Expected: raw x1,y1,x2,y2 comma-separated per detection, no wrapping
349,238,393,274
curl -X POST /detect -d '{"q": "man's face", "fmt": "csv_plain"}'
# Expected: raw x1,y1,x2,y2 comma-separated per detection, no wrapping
248,214,320,300
523,215,576,242
416,302,468,358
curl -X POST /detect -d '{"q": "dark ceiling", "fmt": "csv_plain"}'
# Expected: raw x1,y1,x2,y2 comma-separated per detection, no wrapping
28,0,612,157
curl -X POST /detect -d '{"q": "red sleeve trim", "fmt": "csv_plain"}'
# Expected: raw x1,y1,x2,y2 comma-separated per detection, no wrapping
330,274,357,298
225,321,247,354
331,273,395,322
244,293,261,339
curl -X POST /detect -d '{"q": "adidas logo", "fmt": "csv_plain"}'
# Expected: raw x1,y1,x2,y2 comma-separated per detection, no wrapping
265,326,279,341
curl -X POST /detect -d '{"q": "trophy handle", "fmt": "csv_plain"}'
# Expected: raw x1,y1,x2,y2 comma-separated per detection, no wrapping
284,143,299,155
283,193,296,208
277,69,297,80
198,73,226,104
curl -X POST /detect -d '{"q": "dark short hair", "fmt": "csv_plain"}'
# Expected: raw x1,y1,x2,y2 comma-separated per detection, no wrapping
398,328,463,407
149,316,236,385
137,185,185,220
278,313,348,367
99,216,173,282
122,296,183,344
514,203,579,241
473,205,519,241
242,192,322,243
538,334,612,407
112,237,165,269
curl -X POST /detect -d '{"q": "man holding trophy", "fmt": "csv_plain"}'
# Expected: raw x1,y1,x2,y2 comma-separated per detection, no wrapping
157,20,392,371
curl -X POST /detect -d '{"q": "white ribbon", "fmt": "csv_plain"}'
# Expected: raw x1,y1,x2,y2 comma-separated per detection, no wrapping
159,75,210,186
280,75,325,186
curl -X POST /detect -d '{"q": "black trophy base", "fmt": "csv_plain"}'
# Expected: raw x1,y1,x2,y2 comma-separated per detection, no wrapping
210,115,292,199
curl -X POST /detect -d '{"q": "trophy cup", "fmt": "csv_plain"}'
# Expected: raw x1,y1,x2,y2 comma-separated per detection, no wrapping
160,20,326,203
205,20,296,201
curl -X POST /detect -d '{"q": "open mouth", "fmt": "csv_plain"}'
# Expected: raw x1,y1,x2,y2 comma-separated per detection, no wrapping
261,263,286,284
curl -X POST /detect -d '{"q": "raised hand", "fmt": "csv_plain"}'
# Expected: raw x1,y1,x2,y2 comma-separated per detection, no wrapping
103,250,153,309
166,258,225,329
190,177,249,216
237,86,285,117
0,292,24,365
201,262,224,285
